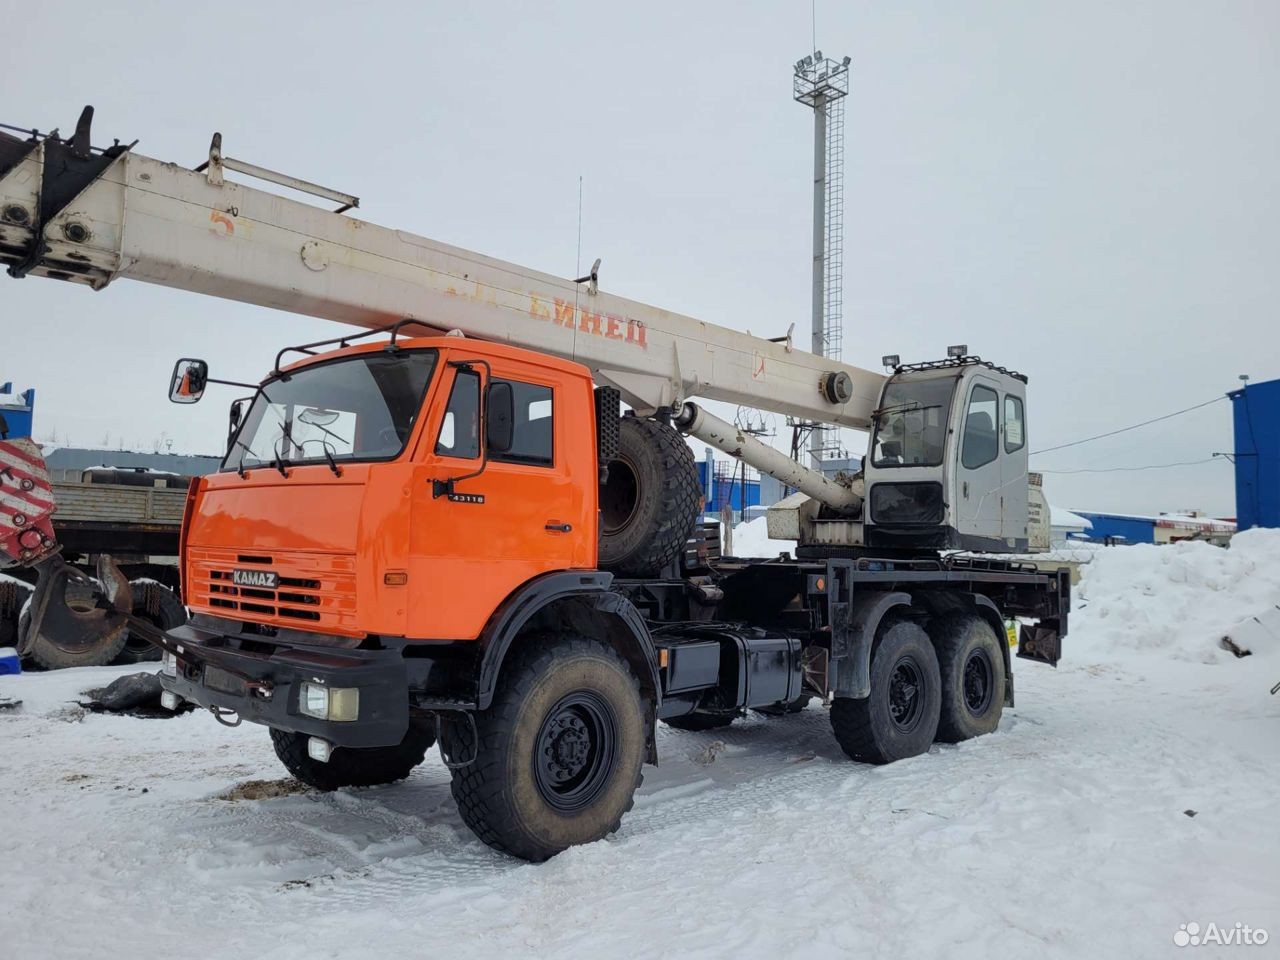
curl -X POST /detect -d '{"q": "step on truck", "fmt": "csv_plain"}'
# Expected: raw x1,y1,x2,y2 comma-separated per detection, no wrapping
0,109,1067,861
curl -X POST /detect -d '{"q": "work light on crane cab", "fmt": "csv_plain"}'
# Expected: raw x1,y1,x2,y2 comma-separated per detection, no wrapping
882,354,900,369
947,345,968,359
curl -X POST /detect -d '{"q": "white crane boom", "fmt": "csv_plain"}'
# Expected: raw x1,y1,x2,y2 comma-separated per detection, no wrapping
0,114,885,430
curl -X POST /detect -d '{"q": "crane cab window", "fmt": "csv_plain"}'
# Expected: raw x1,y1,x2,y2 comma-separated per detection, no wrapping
871,377,955,468
491,379,553,466
961,384,1000,469
435,369,480,459
1004,395,1025,453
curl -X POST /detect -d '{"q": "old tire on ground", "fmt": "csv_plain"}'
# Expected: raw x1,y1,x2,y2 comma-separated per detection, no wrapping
442,633,646,862
753,694,813,717
661,711,737,731
830,618,941,764
18,579,129,671
0,578,32,649
114,580,186,665
270,721,437,791
933,613,1006,743
598,417,701,577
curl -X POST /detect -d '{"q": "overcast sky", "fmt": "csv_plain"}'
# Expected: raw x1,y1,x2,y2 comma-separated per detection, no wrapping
4,0,1275,516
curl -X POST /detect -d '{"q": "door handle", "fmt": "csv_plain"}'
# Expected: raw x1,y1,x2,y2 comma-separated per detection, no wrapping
963,481,970,498
545,522,572,533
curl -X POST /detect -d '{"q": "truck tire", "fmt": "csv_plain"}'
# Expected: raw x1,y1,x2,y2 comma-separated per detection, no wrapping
269,722,437,791
114,580,186,665
599,417,701,577
18,581,129,671
0,578,32,649
933,614,1006,743
662,711,737,731
442,633,646,862
830,619,941,764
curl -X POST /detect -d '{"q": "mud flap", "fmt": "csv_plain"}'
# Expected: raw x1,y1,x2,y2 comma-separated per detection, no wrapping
20,554,131,659
1016,622,1062,667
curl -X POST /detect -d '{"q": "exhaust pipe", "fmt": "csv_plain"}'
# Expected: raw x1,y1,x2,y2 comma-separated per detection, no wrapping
674,402,861,515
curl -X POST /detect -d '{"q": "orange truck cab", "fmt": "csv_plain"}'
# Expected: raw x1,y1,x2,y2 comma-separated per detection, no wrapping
185,335,598,644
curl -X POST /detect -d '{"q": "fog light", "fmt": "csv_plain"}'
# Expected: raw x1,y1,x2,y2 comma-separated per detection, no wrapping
299,682,359,722
161,652,178,677
160,691,179,711
307,737,333,763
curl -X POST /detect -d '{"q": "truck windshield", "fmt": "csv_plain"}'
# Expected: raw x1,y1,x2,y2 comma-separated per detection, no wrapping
871,376,956,468
223,350,438,472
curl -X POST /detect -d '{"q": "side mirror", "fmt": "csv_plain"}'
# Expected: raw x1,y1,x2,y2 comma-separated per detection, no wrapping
485,380,515,454
169,358,209,405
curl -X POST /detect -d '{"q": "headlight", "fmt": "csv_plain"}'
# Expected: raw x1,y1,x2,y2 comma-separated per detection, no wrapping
161,652,178,677
298,682,359,722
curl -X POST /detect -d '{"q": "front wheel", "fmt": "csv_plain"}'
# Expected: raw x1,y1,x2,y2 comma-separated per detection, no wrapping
443,634,646,862
830,619,941,764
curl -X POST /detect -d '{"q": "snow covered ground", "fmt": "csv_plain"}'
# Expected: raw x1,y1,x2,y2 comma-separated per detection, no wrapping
2,532,1278,959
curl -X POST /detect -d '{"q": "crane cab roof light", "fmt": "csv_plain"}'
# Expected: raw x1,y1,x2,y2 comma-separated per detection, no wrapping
881,354,900,369
947,345,968,358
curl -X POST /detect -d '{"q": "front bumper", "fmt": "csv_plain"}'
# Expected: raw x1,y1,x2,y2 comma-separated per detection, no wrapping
158,623,410,748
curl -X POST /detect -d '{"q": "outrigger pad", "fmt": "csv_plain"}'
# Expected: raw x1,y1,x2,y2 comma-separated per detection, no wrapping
0,438,58,567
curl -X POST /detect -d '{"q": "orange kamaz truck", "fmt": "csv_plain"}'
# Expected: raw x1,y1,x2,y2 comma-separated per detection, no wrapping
1,110,1067,860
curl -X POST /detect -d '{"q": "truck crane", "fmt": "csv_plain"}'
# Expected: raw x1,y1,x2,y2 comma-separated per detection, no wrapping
0,108,1067,861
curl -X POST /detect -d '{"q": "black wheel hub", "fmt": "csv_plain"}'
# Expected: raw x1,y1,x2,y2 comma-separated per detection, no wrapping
888,656,924,733
962,647,995,717
534,692,618,812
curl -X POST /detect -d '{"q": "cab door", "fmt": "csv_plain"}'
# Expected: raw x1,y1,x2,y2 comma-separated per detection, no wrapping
1000,388,1030,549
406,358,590,641
954,375,1003,545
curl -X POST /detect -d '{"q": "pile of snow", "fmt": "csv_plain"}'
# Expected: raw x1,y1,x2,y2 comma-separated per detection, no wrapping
1071,528,1280,666
729,516,796,558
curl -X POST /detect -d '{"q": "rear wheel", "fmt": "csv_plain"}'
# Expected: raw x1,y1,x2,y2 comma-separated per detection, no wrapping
933,614,1006,743
442,634,646,862
830,619,941,764
598,417,701,577
270,722,436,791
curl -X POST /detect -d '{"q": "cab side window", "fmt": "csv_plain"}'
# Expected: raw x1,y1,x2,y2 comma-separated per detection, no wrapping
491,379,553,467
1004,395,1025,453
435,369,480,459
961,384,999,469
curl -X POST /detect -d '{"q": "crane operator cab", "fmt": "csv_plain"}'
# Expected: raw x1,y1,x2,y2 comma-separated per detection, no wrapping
860,350,1030,554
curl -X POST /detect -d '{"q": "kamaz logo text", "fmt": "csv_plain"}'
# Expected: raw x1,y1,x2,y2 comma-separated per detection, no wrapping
232,569,278,589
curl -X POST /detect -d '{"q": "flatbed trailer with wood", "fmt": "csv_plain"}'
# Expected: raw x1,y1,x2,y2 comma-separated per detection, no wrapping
0,108,1066,860
0,468,190,666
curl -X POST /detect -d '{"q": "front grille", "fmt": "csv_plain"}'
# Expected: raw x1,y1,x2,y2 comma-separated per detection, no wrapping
188,547,358,634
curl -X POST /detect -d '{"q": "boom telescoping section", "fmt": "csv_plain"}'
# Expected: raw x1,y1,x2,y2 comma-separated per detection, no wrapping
0,109,885,438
